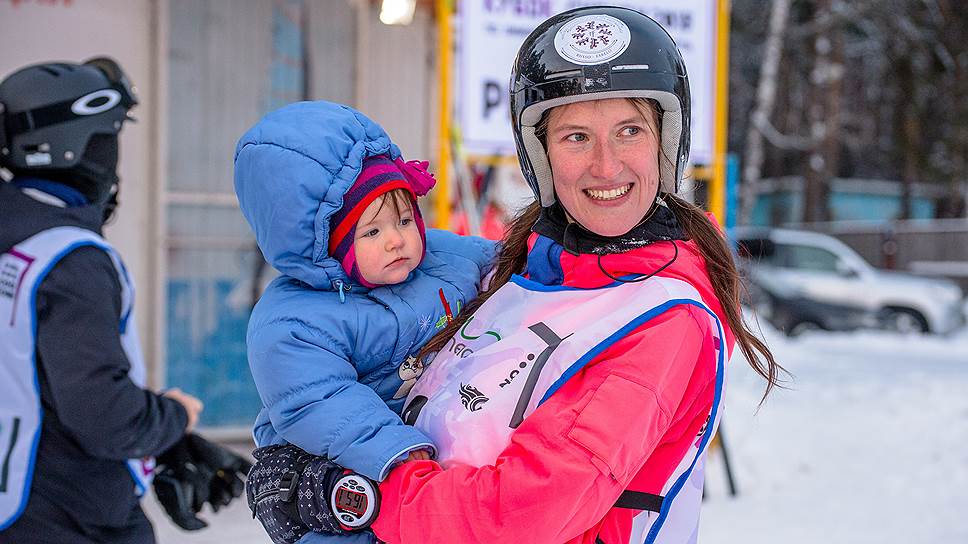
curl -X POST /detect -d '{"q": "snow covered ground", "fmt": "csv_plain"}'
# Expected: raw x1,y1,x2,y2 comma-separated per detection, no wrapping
700,320,968,544
145,319,968,544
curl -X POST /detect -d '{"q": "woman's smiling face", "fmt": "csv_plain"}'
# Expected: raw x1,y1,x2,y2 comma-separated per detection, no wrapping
545,98,661,237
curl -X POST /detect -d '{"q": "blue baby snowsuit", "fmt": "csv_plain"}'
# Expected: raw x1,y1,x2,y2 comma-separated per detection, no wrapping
234,101,495,543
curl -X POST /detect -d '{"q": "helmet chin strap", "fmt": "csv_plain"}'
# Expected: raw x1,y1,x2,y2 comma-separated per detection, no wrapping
628,192,667,231
73,161,119,204
101,184,120,224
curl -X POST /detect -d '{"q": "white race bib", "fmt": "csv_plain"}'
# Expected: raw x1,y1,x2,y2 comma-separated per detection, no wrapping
0,227,154,530
404,274,728,544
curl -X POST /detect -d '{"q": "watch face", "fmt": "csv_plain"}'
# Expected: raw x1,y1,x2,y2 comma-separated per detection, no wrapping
335,487,367,516
330,473,379,530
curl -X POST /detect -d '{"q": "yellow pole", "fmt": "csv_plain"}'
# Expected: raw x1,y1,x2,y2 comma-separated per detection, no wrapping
710,0,731,222
434,0,452,229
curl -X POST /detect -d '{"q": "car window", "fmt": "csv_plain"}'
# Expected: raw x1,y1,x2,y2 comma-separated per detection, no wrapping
736,238,775,263
774,243,840,272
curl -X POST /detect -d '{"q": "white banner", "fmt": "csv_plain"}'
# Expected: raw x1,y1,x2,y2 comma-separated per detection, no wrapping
458,0,717,165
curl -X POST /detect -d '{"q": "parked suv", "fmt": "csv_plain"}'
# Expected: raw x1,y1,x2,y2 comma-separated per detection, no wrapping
733,227,965,334
740,263,877,337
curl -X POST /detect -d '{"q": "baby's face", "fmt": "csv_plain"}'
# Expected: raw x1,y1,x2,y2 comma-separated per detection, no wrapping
354,192,422,285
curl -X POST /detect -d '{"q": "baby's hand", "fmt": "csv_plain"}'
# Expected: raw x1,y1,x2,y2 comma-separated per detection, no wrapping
405,449,432,462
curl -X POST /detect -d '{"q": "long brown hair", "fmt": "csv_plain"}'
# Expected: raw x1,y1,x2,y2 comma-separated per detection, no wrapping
420,99,784,398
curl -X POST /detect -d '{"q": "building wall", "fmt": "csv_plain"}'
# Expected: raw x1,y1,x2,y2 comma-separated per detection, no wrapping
162,0,436,428
1,0,438,429
0,0,161,375
308,1,357,105
164,0,276,428
355,1,434,161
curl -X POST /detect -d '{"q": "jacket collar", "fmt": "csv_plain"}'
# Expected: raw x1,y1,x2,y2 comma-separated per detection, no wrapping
531,196,686,256
13,177,89,208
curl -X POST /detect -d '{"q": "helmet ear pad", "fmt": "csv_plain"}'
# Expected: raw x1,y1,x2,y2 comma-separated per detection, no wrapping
73,132,120,203
520,90,685,208
7,133,119,205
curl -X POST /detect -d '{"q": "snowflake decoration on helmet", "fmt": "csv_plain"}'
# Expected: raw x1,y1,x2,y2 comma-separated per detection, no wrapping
572,21,613,49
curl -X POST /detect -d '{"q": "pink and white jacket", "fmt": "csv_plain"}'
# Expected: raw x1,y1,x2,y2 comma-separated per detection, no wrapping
372,230,735,544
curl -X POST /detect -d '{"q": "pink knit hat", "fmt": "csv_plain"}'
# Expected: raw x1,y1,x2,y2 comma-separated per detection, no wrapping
328,155,436,287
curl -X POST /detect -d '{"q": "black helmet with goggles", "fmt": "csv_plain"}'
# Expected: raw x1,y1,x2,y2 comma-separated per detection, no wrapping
0,57,137,205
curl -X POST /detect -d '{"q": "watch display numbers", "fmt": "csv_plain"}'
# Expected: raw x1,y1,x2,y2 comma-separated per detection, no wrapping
336,487,367,516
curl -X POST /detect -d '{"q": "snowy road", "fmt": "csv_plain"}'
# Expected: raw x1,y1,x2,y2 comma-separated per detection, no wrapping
146,323,968,544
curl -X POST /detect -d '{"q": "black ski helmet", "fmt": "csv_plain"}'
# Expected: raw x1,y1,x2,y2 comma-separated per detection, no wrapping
0,57,137,204
510,6,690,207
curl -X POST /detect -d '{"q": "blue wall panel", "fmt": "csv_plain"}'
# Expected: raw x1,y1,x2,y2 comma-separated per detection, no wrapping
167,279,260,428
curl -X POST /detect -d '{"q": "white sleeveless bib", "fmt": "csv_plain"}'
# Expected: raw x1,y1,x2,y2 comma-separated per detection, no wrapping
403,274,727,544
0,227,155,530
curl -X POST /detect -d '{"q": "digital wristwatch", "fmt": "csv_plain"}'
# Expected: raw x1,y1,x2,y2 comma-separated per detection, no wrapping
330,471,380,530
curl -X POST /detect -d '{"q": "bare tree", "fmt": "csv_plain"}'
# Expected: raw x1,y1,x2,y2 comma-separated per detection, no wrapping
802,0,844,223
730,0,967,225
739,0,792,225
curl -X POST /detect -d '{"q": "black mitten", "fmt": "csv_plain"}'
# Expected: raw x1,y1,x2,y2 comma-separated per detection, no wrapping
246,444,315,544
153,436,214,531
246,444,380,544
186,433,253,512
295,455,355,534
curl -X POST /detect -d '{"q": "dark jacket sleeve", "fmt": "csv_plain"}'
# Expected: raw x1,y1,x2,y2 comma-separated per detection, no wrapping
34,246,188,460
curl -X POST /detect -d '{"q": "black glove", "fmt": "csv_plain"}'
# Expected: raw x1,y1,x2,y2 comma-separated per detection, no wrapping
153,436,213,531
186,433,253,513
246,444,380,544
153,433,253,531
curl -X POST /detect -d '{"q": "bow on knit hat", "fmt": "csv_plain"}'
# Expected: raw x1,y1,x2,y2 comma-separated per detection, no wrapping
328,155,436,287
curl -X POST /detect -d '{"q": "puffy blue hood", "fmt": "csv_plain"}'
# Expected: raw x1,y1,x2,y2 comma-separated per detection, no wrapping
234,101,402,289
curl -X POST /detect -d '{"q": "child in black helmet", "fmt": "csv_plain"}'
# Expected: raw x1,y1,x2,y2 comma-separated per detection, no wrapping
0,58,245,542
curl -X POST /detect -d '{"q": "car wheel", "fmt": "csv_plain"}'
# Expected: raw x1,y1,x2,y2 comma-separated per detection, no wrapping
883,308,930,334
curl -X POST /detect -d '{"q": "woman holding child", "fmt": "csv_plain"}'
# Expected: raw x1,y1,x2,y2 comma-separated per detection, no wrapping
238,6,782,544
364,7,782,543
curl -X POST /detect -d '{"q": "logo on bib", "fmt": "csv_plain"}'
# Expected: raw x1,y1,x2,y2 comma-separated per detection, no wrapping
459,316,501,342
459,383,489,412
696,414,710,438
446,316,504,360
499,353,535,389
1,250,36,326
0,261,18,300
1,253,33,299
